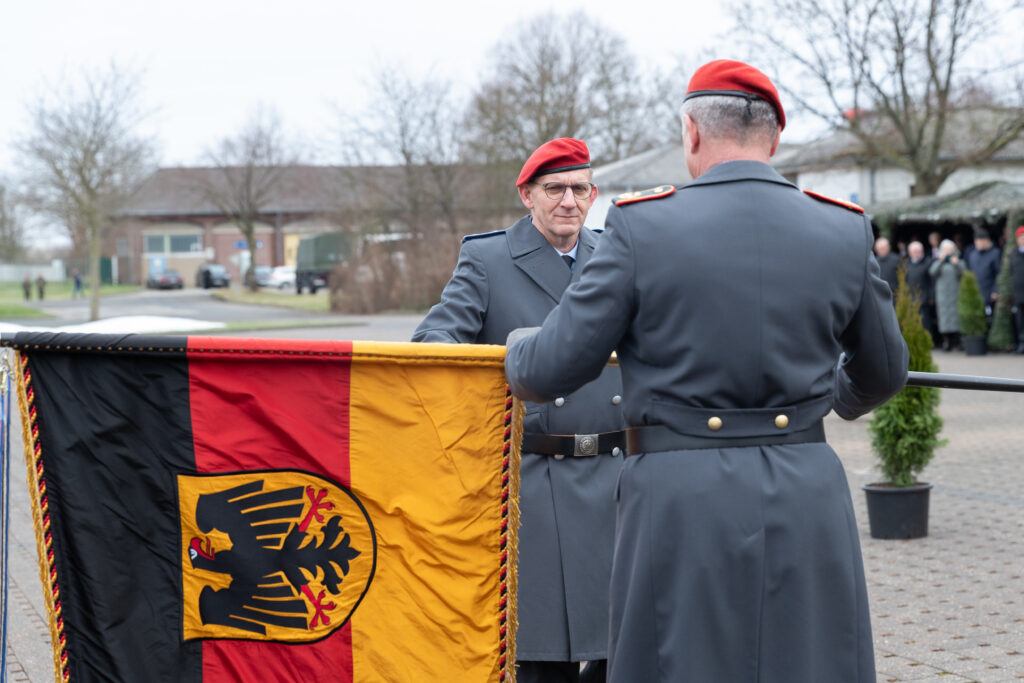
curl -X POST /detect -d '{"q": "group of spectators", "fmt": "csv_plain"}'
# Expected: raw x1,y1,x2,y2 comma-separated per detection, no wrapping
873,226,1024,354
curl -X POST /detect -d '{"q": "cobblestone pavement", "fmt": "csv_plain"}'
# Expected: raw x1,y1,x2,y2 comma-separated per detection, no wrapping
3,343,1024,681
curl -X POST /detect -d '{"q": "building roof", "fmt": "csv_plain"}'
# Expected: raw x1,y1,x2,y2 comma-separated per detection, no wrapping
119,166,376,217
119,165,523,219
774,109,1024,174
592,109,1024,187
592,142,803,190
592,145,691,190
867,181,1024,224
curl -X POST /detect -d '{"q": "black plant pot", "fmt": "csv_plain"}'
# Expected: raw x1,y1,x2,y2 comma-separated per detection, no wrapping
963,335,987,356
862,483,933,539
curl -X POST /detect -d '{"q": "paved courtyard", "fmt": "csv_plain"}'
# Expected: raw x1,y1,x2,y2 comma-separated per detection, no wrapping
2,337,1024,681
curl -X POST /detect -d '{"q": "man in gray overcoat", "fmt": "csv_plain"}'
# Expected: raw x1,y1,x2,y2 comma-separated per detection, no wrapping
506,61,909,682
412,138,624,683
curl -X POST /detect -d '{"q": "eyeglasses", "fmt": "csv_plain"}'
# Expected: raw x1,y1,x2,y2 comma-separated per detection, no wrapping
535,181,595,200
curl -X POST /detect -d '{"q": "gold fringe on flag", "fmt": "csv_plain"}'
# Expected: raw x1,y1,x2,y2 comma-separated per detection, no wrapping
16,352,70,683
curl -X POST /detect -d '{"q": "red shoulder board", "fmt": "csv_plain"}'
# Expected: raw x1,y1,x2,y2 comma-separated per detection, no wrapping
612,184,676,206
803,190,864,214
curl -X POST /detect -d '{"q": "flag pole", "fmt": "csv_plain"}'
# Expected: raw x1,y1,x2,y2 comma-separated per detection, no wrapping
906,370,1024,393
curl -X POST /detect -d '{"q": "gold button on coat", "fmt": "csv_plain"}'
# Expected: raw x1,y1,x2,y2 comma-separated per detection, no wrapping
774,414,789,429
707,416,723,431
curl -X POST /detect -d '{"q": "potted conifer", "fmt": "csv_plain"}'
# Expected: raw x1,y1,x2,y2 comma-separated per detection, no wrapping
864,269,945,539
958,270,988,356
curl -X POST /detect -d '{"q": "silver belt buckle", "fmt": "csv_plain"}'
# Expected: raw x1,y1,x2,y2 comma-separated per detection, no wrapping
574,433,599,457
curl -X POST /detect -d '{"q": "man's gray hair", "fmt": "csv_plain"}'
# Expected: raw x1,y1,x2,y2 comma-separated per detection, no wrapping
681,95,779,143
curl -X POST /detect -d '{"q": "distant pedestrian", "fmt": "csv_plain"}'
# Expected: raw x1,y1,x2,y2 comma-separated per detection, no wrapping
874,237,900,295
905,241,936,339
22,275,32,301
72,268,84,299
965,229,1001,318
1010,225,1024,354
929,239,966,351
35,274,46,300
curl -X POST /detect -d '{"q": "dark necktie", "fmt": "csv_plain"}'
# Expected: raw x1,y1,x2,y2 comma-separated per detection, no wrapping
562,254,575,271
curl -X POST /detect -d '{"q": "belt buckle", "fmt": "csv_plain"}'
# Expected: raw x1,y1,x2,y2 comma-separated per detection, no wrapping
573,433,599,457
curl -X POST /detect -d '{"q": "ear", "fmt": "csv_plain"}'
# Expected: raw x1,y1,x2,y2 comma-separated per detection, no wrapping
517,184,535,210
769,128,781,157
683,115,700,155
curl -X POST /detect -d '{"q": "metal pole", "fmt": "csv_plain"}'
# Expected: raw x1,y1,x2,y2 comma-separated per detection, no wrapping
907,370,1024,393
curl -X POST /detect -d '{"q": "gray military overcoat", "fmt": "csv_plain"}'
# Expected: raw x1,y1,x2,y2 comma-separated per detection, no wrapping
412,215,624,662
506,161,909,682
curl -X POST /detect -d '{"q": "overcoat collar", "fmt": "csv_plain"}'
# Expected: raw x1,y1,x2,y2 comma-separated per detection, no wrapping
507,215,594,302
684,159,797,191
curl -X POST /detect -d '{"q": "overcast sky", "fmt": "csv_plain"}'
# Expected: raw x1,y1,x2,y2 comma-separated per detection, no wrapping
0,0,746,177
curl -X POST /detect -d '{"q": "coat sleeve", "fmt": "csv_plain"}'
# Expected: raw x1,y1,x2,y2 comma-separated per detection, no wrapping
833,218,910,420
505,208,635,402
411,244,488,343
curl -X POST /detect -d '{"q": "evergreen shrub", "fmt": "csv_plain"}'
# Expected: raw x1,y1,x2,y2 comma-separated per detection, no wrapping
869,268,945,487
958,269,987,337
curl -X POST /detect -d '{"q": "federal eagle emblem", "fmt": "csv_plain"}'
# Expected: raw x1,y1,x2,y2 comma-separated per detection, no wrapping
178,471,376,642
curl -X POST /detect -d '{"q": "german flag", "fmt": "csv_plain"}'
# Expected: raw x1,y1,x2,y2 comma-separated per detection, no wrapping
4,333,518,682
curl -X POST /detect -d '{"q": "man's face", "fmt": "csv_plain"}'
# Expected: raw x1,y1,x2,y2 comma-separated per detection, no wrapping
975,236,991,251
875,239,890,257
518,169,597,249
908,242,924,261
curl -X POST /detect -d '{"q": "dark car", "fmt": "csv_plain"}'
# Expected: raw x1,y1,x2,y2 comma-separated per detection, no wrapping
253,265,272,287
196,264,231,289
146,269,184,290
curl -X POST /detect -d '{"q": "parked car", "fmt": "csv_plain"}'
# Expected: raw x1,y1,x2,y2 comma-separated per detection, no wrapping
266,265,297,290
252,265,272,287
196,264,231,289
146,269,184,290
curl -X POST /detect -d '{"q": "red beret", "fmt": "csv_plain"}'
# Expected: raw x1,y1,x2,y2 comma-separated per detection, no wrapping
516,138,590,187
684,59,786,130
1017,225,1024,238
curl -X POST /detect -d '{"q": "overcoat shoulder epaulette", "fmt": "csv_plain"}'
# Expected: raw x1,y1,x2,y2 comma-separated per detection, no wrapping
803,190,865,214
462,229,507,243
612,185,676,207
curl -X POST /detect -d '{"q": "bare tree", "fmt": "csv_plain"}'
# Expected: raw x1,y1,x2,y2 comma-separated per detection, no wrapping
333,66,472,311
202,106,300,290
0,184,26,262
464,12,676,167
16,63,155,319
731,0,1024,195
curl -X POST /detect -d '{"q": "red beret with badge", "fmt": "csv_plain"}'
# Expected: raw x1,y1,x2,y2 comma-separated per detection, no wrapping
683,59,786,130
1017,225,1024,238
516,138,591,187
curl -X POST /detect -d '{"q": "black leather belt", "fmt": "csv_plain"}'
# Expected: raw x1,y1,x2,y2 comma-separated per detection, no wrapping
522,431,626,458
625,421,826,456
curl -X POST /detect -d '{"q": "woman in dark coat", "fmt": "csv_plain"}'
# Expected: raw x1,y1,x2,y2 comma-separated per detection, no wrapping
928,239,966,350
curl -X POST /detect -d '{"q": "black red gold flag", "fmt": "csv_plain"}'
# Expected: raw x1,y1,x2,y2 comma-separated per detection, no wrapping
2,333,519,682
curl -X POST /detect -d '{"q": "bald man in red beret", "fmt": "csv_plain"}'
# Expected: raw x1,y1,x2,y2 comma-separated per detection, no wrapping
507,60,908,681
414,138,625,682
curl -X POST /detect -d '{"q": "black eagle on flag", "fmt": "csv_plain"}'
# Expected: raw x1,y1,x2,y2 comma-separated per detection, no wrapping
184,476,367,639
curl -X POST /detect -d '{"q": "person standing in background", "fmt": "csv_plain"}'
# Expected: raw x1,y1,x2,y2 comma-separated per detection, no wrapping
930,239,966,351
